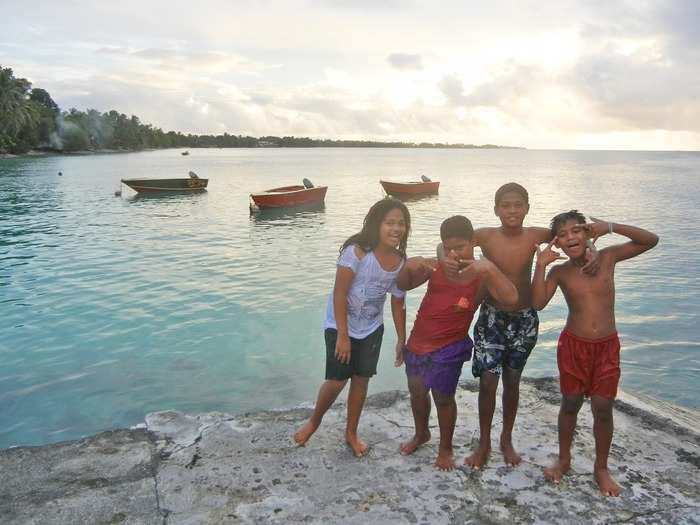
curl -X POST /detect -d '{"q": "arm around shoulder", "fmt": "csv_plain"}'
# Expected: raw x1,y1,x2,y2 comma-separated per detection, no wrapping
397,256,436,291
480,260,518,307
531,226,554,244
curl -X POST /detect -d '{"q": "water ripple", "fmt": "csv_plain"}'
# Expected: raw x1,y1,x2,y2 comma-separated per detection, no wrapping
1,148,699,447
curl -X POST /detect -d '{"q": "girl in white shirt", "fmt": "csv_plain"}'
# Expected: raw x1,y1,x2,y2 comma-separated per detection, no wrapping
294,198,411,456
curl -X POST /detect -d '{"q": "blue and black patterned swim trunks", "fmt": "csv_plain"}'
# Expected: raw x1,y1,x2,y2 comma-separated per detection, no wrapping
472,302,539,377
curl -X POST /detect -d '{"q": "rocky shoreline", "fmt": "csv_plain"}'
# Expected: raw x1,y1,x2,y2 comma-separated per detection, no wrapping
1,377,698,524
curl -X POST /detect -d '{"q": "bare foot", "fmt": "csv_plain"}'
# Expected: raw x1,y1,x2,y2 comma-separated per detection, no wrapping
544,457,571,483
594,468,621,496
464,444,491,470
434,448,456,471
293,420,318,446
346,433,369,457
400,432,431,456
500,436,522,466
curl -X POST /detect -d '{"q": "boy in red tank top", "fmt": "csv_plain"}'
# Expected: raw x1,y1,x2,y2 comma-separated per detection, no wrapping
397,216,518,470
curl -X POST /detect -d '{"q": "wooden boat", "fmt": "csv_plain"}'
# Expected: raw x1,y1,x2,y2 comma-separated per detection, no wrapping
250,184,327,209
121,176,208,193
380,179,440,196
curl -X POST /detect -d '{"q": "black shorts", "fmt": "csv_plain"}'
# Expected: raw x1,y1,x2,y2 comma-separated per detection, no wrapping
324,325,384,380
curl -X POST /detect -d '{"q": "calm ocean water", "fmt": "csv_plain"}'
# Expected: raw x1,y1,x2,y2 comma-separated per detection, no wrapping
1,148,698,448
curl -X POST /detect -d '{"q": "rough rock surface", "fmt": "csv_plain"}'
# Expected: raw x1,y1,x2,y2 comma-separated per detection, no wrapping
1,377,698,524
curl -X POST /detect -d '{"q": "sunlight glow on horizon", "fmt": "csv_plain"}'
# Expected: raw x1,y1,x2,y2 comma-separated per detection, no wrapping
2,1,699,150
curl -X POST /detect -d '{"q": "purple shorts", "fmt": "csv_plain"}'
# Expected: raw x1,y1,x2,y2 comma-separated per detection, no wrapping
404,338,473,396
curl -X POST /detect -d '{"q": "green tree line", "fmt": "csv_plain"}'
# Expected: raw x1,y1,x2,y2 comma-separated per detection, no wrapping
1,66,516,154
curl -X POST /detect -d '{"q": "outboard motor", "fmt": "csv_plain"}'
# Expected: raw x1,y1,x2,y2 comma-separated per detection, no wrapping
420,175,432,182
302,178,314,188
189,171,199,179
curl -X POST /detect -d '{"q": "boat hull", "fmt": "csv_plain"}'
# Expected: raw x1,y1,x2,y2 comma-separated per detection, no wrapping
250,185,328,209
121,178,208,193
380,180,439,195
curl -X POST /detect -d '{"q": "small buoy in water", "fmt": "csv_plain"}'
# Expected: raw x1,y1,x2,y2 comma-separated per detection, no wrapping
114,190,122,197
58,171,63,176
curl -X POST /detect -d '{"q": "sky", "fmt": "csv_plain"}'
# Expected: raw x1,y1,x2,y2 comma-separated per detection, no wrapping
2,0,699,150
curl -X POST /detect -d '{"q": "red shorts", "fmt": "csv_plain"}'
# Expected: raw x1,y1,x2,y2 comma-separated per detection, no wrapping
557,330,620,400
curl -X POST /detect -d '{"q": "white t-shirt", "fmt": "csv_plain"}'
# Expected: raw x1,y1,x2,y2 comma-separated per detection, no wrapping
324,244,406,339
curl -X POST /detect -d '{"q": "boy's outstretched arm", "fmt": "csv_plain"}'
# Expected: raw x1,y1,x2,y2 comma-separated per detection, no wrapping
532,240,565,310
397,257,437,291
585,217,659,262
532,226,554,245
463,259,518,306
391,295,406,366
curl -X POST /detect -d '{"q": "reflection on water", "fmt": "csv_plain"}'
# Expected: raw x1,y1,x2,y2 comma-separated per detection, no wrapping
250,201,326,222
125,190,208,204
0,148,698,448
383,192,440,204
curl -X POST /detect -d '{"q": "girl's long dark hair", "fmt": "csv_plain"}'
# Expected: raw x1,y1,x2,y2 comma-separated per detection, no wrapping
340,197,411,257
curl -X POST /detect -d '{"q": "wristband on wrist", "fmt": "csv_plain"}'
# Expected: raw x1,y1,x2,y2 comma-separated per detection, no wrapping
608,222,613,234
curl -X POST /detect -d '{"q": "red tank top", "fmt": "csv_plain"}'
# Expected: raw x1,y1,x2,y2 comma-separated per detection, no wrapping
406,264,481,355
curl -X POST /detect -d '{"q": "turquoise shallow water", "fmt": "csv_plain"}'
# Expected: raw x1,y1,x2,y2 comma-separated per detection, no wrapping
1,148,698,448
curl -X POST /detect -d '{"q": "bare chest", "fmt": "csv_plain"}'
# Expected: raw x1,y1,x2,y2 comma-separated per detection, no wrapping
560,266,615,301
481,237,535,275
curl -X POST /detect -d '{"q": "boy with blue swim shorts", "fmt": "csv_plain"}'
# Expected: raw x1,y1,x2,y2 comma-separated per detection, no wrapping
439,183,599,469
471,303,539,380
397,216,517,470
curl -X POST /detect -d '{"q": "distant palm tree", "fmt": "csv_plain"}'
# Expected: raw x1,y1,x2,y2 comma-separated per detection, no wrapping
0,67,39,139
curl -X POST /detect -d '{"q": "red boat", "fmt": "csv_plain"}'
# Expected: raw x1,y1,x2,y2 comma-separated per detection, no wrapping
380,179,440,196
250,184,328,209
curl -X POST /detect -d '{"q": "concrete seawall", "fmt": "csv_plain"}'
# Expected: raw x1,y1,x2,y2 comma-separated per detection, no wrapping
1,377,698,524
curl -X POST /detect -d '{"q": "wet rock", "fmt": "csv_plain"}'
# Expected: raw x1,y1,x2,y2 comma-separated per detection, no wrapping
1,378,698,524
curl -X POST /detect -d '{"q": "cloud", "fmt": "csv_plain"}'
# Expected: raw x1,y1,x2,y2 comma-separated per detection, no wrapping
563,0,700,133
439,64,543,108
438,75,467,106
569,47,700,132
95,47,275,76
387,53,423,71
4,0,700,149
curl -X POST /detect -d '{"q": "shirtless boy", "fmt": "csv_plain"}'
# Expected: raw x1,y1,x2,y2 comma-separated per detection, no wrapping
532,211,658,496
397,216,517,470
441,183,597,469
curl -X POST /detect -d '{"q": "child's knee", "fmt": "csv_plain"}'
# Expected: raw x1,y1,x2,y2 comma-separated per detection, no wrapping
432,391,455,408
561,396,583,415
480,371,499,392
326,378,348,388
406,375,427,393
501,366,522,388
591,396,614,420
351,375,370,387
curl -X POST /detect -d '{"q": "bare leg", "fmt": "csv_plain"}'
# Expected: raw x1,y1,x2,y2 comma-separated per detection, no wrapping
294,378,348,445
345,375,370,457
591,395,620,496
400,375,431,455
500,365,523,466
544,395,583,483
432,390,457,471
464,371,498,469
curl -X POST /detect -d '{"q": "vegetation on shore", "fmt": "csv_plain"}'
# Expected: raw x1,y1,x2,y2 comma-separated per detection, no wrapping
1,66,519,155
